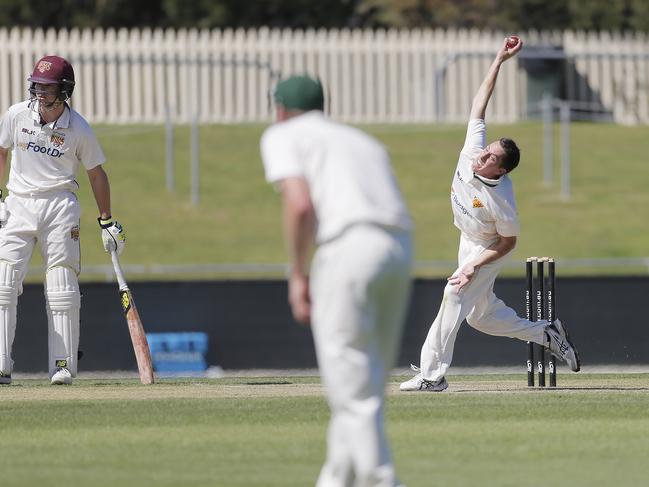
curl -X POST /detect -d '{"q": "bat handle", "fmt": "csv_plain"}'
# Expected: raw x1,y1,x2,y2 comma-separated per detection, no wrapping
110,250,129,291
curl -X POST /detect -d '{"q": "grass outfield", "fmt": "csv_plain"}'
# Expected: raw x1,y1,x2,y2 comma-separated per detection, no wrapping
1,374,648,486
20,121,646,280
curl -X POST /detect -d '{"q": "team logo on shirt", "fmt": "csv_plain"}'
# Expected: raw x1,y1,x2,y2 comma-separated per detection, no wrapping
70,225,80,241
21,141,64,157
452,192,474,219
472,197,485,208
51,132,65,147
37,61,53,73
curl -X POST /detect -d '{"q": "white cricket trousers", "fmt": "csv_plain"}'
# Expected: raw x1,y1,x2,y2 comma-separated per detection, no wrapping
310,224,412,487
0,192,81,278
420,234,548,382
0,192,81,375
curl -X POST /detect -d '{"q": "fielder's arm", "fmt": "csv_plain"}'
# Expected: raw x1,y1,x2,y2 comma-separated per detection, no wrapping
469,37,523,120
280,176,316,324
87,165,111,219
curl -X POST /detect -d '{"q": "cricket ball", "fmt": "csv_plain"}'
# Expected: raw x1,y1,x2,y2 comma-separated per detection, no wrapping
506,36,520,49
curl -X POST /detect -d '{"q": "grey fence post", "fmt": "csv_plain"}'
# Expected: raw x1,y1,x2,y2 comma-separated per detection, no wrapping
190,112,200,206
542,93,553,186
165,104,174,192
560,101,571,200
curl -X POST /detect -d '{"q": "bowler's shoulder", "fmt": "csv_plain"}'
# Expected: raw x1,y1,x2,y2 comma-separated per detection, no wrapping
499,174,514,192
491,174,517,205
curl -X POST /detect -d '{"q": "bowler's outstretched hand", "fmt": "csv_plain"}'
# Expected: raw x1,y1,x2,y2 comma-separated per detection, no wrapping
499,35,523,62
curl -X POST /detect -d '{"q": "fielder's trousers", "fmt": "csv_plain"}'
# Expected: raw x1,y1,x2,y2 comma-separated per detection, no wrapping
311,224,411,487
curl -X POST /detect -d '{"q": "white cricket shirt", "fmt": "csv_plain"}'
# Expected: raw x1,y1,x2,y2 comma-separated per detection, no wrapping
0,100,105,196
451,119,520,244
261,111,411,244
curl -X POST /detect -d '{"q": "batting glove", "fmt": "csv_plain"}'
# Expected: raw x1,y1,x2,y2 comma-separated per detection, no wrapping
98,216,126,255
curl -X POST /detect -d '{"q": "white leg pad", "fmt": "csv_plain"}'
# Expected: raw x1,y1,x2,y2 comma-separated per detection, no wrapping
0,262,18,375
45,266,80,378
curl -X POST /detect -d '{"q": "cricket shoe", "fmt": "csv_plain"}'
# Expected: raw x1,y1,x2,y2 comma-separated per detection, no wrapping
0,372,11,385
399,365,448,392
545,321,581,372
51,367,73,385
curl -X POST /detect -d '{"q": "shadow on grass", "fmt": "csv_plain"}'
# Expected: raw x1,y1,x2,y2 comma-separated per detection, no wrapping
244,380,293,385
449,386,649,393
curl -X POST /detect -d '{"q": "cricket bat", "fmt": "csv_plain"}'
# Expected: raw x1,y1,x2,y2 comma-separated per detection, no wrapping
110,250,155,384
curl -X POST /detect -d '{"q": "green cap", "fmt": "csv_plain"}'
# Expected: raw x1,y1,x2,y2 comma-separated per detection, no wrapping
273,75,324,111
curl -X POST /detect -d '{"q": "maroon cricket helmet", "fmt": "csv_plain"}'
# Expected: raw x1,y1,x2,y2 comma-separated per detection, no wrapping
28,55,75,99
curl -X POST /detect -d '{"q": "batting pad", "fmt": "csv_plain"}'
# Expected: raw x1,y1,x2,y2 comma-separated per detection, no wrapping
0,261,17,375
45,266,80,377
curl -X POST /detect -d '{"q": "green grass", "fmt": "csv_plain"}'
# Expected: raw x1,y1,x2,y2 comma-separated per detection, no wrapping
21,121,649,280
1,374,648,486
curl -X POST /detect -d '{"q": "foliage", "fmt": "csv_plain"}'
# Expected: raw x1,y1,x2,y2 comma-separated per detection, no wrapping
357,0,649,31
0,0,648,31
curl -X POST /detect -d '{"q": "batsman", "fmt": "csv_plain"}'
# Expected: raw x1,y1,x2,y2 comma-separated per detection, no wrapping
0,55,125,385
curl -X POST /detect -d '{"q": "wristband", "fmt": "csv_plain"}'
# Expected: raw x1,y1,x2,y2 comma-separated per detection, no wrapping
98,216,113,229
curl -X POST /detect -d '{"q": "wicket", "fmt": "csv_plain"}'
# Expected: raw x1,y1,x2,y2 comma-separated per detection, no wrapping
525,257,557,387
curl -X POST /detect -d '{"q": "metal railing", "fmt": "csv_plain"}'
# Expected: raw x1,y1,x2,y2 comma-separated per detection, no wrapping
22,258,649,282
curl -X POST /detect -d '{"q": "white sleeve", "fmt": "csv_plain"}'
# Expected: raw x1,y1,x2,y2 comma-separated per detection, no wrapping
260,126,303,183
0,110,15,149
76,126,106,170
461,119,486,157
455,119,486,178
494,200,520,237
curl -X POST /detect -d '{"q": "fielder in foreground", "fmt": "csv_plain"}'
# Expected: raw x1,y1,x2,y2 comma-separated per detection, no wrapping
0,55,125,385
261,76,412,487
401,36,580,393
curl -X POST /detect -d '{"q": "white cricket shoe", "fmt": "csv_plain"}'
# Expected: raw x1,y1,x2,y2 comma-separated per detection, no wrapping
51,367,73,385
400,365,448,392
0,372,11,385
545,320,581,372
552,319,572,343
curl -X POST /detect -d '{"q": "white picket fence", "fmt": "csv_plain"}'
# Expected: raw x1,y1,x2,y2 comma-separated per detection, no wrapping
0,27,647,124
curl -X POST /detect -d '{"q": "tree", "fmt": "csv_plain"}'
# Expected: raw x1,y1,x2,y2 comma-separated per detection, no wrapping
0,0,646,31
